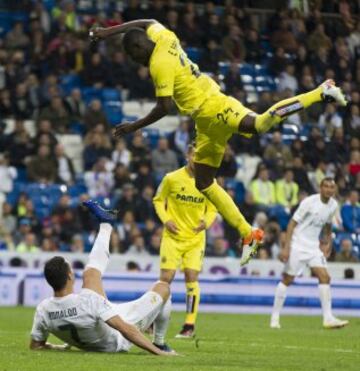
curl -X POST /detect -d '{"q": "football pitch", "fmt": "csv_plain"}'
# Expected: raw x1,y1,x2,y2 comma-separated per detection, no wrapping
1,307,359,371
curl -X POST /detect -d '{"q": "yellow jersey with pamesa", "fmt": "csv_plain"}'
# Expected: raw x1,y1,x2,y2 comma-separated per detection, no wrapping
153,167,217,240
146,23,221,115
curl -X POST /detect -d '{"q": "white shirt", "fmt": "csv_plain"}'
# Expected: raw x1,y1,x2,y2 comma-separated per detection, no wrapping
291,194,337,253
31,289,127,353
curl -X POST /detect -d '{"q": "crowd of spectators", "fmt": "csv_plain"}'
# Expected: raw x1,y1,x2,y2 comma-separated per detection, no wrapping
0,0,360,265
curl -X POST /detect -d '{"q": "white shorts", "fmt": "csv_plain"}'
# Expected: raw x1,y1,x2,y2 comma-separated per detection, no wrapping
114,291,164,351
284,248,327,276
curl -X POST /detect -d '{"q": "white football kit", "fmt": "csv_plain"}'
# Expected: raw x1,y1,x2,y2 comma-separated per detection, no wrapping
284,194,337,276
31,288,163,352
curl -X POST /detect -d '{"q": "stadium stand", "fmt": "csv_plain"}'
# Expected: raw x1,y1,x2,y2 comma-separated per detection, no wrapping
0,0,359,262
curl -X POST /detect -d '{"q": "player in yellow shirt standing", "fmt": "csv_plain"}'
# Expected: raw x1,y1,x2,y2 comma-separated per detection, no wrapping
153,143,217,338
90,19,347,264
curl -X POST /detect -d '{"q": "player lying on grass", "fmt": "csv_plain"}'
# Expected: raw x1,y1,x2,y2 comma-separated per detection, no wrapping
153,143,217,338
30,200,176,355
270,178,349,329
90,19,347,265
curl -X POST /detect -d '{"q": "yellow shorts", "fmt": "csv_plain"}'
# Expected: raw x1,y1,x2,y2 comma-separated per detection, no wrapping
193,93,253,168
160,233,205,272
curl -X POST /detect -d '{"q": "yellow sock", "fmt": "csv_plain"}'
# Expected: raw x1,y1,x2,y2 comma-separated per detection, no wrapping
255,87,323,133
202,181,251,237
185,281,200,325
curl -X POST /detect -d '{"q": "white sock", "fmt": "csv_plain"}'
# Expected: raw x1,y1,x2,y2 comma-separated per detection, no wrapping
153,296,172,345
271,282,288,321
319,284,332,322
85,223,112,275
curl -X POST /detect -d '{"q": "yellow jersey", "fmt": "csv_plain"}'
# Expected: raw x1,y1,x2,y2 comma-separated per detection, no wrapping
153,166,217,240
147,23,221,115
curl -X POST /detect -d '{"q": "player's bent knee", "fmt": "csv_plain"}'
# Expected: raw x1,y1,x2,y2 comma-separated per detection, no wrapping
184,269,199,282
151,281,170,302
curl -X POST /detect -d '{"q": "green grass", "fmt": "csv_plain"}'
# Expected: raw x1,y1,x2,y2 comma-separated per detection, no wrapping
1,307,359,371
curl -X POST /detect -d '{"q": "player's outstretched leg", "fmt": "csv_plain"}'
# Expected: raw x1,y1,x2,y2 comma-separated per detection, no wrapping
195,163,264,264
270,274,294,329
254,80,347,134
82,200,118,297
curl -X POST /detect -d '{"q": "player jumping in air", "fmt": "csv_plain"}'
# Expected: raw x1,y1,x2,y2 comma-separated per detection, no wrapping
90,19,347,264
270,178,349,329
30,201,176,355
153,143,217,338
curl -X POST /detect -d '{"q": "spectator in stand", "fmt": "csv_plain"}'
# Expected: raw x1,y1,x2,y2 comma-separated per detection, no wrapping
199,40,222,74
109,51,130,89
335,239,359,263
38,95,71,133
83,131,111,171
83,99,109,132
275,168,299,209
151,137,178,179
135,185,156,222
124,234,149,256
64,88,86,123
318,103,343,138
34,119,58,149
116,183,137,220
2,203,16,235
6,119,34,169
217,144,237,178
70,234,84,253
128,66,154,100
341,190,360,234
307,23,332,52
84,157,114,198
277,64,298,93
263,131,293,167
0,153,17,195
27,145,57,183
81,52,109,87
11,83,34,119
112,139,131,169
349,150,360,178
250,164,276,208
133,162,154,192
129,131,151,172
172,118,190,156
4,21,30,50
269,47,288,76
224,62,243,96
292,156,314,193
113,163,132,190
345,104,360,137
222,25,246,62
244,28,262,64
270,19,298,53
16,232,39,253
54,143,75,184
208,237,235,257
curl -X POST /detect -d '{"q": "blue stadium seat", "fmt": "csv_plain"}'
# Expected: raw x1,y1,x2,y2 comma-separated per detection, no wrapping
218,62,230,75
60,74,82,95
82,87,103,105
102,88,121,102
239,63,255,77
185,47,203,63
104,101,123,125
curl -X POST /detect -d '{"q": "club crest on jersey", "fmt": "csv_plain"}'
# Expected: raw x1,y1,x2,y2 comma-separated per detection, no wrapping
176,193,204,203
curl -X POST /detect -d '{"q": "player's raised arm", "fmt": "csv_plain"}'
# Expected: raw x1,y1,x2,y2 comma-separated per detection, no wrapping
114,96,173,138
89,19,158,40
106,316,175,356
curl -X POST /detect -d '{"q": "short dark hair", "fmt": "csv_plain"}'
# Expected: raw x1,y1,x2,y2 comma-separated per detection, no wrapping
44,256,70,291
123,28,146,53
320,177,335,186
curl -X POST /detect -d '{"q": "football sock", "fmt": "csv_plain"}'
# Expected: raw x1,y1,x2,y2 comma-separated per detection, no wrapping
85,223,112,275
255,87,323,133
201,181,252,238
319,284,332,321
184,281,200,325
271,281,288,321
153,296,172,345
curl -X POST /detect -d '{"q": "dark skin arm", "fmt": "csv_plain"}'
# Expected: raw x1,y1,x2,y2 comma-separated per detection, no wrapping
114,96,173,138
89,19,158,40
